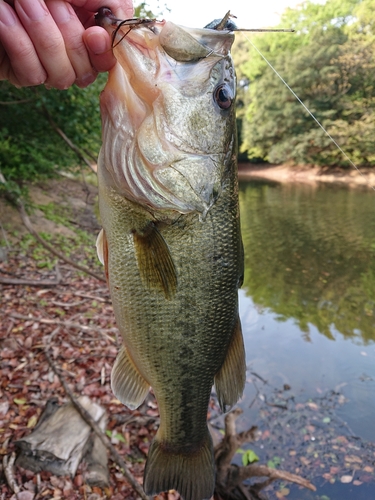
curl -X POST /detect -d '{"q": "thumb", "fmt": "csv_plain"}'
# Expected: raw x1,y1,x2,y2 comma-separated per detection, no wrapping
83,26,116,73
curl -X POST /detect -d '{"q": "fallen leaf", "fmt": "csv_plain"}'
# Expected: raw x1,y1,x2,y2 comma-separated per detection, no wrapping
306,402,319,411
14,398,27,405
0,401,9,415
27,415,38,428
276,493,286,499
345,455,362,464
340,475,353,483
330,466,340,474
15,492,35,500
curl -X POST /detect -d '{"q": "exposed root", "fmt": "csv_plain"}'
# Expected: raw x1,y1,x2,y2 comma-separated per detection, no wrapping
214,409,316,500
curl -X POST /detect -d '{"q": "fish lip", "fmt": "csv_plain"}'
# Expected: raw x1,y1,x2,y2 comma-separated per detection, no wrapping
97,9,234,61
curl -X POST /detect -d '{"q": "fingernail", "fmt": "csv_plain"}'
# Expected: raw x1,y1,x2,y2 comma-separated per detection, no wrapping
18,0,48,21
0,2,17,26
76,72,97,88
50,1,74,24
86,31,108,55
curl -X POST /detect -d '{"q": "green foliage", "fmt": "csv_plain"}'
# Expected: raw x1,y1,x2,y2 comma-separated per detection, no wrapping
236,0,375,167
106,430,126,442
16,202,101,271
134,2,168,17
239,449,260,466
0,2,156,192
267,456,282,469
0,76,105,184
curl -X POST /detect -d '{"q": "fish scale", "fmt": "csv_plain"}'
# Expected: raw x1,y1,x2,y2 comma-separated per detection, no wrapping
95,9,246,500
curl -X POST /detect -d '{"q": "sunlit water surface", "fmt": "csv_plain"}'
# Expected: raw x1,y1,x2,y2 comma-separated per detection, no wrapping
237,179,375,498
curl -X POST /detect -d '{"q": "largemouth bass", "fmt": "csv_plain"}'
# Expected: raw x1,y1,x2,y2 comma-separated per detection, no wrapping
95,9,246,500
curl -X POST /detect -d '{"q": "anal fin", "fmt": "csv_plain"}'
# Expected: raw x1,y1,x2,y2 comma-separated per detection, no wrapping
214,317,246,413
111,346,150,410
133,222,177,300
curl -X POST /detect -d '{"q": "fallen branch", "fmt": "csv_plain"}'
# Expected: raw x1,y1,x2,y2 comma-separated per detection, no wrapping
0,276,62,286
214,409,316,499
6,312,116,343
0,265,62,287
73,291,111,303
3,452,20,494
44,349,148,500
17,201,105,282
40,102,96,175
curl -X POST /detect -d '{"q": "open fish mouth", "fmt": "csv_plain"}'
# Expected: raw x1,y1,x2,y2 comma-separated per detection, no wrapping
96,8,236,216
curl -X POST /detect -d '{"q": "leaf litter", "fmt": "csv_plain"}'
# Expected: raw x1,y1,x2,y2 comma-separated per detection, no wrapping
1,177,375,500
0,178,183,500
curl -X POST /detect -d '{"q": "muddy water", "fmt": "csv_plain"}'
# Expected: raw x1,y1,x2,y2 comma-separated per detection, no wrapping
237,180,375,499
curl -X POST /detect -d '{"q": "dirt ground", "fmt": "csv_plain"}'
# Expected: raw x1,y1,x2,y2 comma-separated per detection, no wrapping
0,175,100,241
238,164,375,189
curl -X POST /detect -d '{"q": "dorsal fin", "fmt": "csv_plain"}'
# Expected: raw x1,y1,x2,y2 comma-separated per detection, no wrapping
133,222,177,300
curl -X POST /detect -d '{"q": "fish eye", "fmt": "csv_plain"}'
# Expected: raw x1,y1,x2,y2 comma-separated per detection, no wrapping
214,84,233,110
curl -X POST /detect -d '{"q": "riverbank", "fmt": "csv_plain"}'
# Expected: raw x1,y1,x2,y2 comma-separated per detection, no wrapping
238,163,375,189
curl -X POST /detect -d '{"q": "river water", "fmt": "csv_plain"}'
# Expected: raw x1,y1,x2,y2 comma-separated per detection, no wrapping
236,179,375,499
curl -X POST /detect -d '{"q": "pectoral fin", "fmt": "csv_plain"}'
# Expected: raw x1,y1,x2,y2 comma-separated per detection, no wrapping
96,228,109,283
133,222,177,299
214,317,246,413
111,346,150,410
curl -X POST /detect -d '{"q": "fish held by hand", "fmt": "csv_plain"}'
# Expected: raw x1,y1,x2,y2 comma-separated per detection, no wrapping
96,9,246,500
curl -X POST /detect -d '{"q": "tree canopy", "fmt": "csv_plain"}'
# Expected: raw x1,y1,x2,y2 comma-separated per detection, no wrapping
1,0,374,193
234,0,375,167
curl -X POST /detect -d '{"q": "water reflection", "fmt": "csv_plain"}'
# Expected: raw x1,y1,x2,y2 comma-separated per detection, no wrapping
239,180,375,344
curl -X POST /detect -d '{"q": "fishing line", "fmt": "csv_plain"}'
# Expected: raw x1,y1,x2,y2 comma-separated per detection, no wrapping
242,34,375,191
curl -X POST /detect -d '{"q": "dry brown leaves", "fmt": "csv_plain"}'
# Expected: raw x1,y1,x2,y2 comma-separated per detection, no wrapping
0,246,167,500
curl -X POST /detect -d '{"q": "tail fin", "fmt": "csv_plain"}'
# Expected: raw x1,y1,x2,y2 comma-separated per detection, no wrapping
143,432,215,500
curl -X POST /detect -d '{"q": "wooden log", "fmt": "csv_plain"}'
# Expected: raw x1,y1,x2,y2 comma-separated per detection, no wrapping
82,430,110,487
15,396,108,483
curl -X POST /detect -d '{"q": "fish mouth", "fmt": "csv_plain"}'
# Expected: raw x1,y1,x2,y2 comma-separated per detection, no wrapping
96,9,233,92
97,9,236,215
97,9,235,124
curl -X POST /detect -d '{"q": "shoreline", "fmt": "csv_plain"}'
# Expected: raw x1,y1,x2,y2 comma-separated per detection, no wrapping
238,163,375,189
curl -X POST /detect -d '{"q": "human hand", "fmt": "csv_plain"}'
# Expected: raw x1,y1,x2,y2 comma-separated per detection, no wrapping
0,0,133,88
